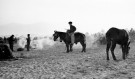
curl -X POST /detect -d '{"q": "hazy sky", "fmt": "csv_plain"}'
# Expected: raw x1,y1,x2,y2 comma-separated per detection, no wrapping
0,0,135,36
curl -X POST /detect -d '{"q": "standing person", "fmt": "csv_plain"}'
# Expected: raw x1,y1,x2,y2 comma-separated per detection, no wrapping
8,35,14,51
68,21,76,45
26,34,31,51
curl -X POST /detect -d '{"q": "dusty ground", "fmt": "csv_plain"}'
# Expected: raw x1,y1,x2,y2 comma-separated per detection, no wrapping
0,43,135,79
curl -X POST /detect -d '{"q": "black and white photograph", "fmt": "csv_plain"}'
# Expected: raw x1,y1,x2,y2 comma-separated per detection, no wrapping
0,0,135,79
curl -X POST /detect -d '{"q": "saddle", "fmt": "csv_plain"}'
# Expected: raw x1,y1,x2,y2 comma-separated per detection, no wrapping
66,30,77,44
66,29,75,35
66,30,72,38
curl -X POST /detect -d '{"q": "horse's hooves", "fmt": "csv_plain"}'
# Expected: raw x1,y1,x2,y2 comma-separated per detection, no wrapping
113,59,118,61
81,50,86,52
114,60,120,62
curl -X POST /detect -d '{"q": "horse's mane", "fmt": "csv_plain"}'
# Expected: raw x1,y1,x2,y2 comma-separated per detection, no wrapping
57,31,83,34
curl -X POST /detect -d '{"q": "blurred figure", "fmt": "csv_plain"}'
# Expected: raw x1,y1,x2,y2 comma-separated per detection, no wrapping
0,37,3,43
8,35,14,51
68,21,76,45
0,37,14,60
4,37,7,43
26,34,31,51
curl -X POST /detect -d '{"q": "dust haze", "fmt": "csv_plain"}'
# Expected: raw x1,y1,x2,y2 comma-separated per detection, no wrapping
17,33,101,50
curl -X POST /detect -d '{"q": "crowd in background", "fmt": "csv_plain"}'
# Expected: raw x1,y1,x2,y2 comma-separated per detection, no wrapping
0,34,31,52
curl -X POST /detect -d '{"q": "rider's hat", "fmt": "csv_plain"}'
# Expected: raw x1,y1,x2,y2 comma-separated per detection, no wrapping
68,21,72,24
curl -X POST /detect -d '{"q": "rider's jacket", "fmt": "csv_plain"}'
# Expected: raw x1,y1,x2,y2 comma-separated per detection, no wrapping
70,25,76,33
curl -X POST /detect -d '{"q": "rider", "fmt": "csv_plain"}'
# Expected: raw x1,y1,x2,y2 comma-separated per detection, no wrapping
68,21,76,45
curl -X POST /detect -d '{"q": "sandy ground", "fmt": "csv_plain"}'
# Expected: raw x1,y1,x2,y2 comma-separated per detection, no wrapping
0,43,135,79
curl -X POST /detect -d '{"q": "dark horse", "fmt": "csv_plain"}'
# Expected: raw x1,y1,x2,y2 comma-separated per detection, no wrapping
53,30,86,52
106,27,130,60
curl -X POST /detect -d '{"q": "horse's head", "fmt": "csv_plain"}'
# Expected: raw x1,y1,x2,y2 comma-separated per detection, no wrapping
53,30,59,41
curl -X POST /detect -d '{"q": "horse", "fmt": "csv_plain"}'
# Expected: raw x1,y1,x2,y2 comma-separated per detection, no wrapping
106,27,130,60
53,30,86,52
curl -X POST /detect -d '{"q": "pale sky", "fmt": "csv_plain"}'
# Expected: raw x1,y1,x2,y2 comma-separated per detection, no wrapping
0,0,135,36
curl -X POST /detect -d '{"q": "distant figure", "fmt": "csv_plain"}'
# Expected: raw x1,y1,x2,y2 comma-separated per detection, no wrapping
0,37,3,43
26,34,31,51
8,35,14,51
0,37,14,60
67,21,76,45
4,37,7,43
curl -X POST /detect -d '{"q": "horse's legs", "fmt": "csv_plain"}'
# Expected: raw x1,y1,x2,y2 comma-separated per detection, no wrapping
121,45,126,60
80,41,86,52
110,42,117,60
66,44,69,53
106,41,111,60
83,43,86,52
70,44,73,52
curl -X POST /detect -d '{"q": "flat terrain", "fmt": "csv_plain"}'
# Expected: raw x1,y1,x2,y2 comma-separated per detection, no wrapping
0,43,135,79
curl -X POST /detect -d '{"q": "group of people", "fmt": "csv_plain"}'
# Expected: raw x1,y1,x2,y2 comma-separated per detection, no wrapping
0,34,31,60
2,34,31,52
1,21,76,52
0,21,75,60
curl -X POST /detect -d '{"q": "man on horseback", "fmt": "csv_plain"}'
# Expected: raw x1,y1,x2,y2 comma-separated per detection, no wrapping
67,21,76,45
